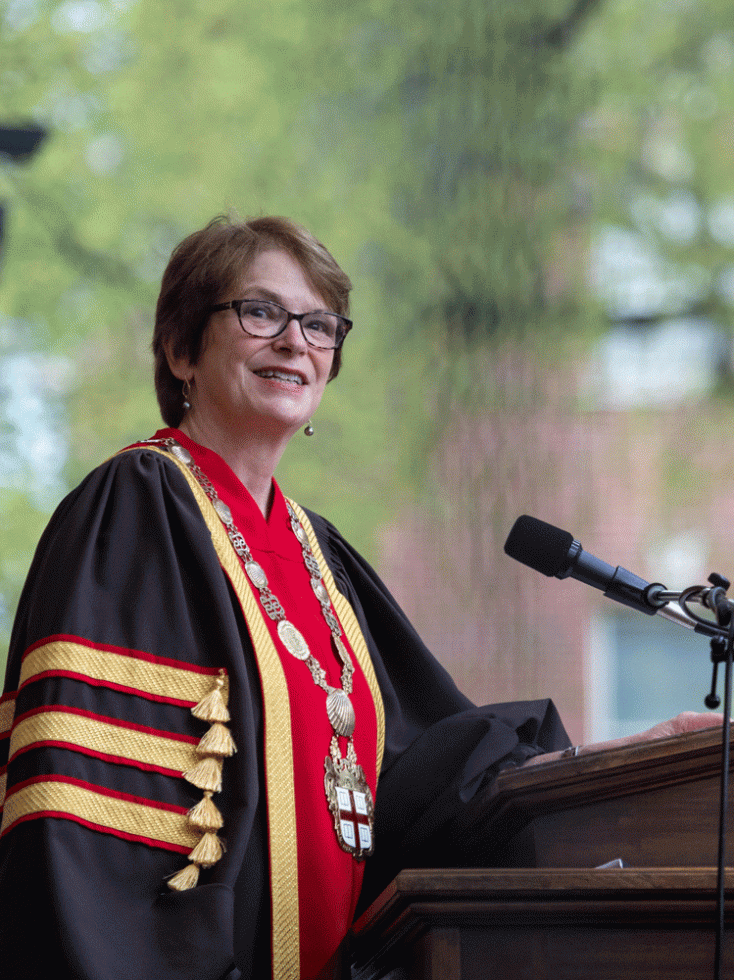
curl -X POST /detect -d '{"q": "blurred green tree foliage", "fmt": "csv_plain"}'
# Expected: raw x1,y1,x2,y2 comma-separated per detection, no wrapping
0,0,606,663
573,0,734,331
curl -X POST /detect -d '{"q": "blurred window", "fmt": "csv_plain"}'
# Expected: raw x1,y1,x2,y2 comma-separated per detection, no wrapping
587,609,715,740
583,317,729,409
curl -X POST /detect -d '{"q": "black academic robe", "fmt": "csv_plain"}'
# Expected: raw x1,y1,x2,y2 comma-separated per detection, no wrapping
0,445,569,979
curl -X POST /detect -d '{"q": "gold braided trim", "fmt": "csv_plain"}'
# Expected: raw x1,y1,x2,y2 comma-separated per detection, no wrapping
143,447,299,980
0,695,15,738
1,776,199,851
8,708,199,776
19,639,227,707
0,770,6,808
288,501,386,779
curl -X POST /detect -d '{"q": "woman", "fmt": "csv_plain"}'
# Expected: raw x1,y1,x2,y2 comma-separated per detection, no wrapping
0,215,717,980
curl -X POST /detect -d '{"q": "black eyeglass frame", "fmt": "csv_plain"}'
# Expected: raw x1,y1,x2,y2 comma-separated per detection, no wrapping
210,299,353,350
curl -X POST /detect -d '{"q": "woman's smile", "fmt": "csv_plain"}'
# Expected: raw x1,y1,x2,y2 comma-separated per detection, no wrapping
253,368,306,385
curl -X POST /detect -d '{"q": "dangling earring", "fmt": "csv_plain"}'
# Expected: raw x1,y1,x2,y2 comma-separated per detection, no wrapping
304,419,314,437
182,378,192,411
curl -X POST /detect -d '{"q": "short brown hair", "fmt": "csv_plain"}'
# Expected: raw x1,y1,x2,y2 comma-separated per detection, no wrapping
152,214,353,427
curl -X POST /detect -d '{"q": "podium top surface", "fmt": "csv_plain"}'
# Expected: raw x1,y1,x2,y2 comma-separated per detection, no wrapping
438,725,729,869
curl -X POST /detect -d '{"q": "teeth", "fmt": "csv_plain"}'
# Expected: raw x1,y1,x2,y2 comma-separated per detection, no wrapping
255,370,304,385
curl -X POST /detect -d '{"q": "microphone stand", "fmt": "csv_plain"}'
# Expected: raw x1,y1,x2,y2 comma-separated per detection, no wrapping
704,624,733,980
672,576,733,980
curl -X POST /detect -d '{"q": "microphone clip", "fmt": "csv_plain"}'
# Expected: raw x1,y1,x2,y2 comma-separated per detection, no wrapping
675,573,734,634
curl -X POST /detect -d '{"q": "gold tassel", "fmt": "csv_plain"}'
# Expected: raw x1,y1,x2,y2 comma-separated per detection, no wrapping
167,671,232,892
167,863,200,891
183,756,223,793
197,722,237,757
187,791,224,832
191,674,230,724
188,832,225,868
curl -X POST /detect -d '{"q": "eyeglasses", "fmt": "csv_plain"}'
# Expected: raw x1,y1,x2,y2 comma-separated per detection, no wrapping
210,298,352,350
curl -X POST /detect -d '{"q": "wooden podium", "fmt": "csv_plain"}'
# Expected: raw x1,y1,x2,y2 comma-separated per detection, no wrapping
351,728,734,979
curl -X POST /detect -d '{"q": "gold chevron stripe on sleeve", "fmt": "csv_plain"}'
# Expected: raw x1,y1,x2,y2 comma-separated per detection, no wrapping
0,770,6,809
142,446,300,980
0,696,15,738
9,709,200,775
1,777,200,851
289,501,385,780
20,641,227,707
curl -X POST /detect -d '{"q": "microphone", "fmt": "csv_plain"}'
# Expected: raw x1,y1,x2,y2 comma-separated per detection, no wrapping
504,515,668,616
504,515,729,638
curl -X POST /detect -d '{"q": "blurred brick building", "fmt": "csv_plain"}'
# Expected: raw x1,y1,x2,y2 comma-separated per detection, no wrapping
377,326,734,745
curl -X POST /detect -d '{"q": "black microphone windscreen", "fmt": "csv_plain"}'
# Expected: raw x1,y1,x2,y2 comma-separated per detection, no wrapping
504,515,574,577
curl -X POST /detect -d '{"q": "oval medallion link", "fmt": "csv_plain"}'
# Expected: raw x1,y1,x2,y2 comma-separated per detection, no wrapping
326,688,356,738
170,443,193,465
213,498,233,525
277,620,311,661
333,635,352,668
311,578,329,604
245,561,268,589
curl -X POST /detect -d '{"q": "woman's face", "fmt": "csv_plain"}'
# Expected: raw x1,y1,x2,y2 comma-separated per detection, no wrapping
175,249,335,444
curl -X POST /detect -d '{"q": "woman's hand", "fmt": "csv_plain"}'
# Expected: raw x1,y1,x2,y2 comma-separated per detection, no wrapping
635,710,724,741
524,711,724,767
